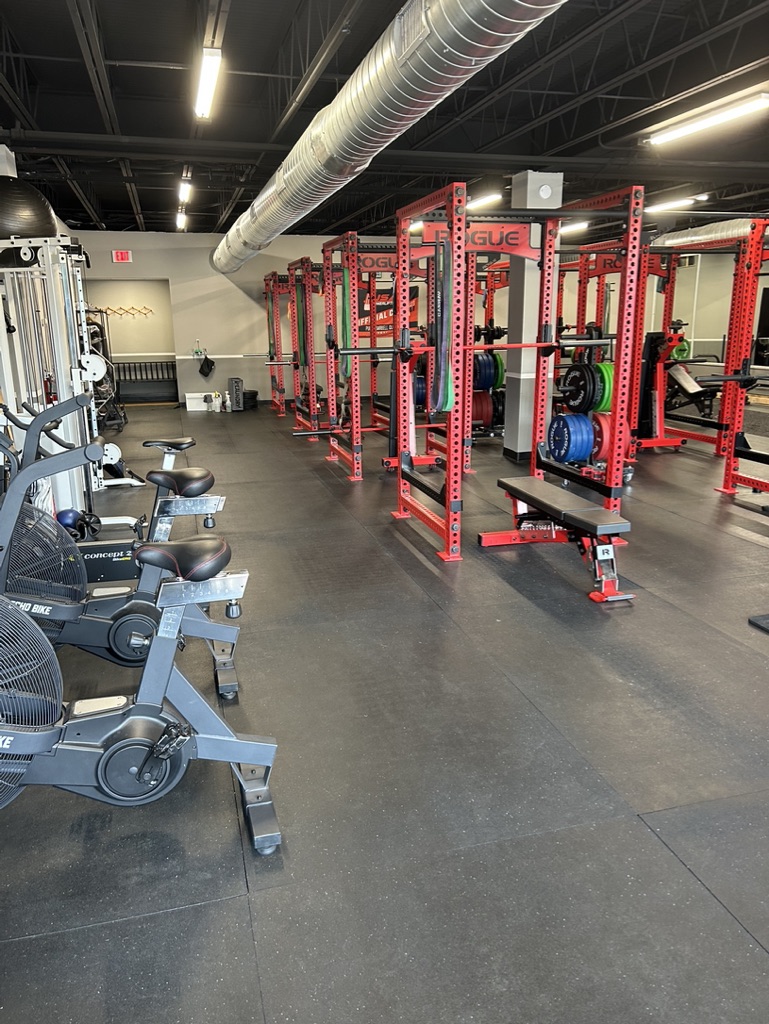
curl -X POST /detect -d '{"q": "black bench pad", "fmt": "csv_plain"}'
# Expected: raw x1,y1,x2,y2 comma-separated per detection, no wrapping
497,477,630,536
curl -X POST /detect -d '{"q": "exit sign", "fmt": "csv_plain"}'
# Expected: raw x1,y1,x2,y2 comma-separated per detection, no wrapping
111,249,133,263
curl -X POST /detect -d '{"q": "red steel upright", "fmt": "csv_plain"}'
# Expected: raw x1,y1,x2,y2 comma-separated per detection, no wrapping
264,271,289,416
392,183,467,561
322,232,364,480
287,257,323,440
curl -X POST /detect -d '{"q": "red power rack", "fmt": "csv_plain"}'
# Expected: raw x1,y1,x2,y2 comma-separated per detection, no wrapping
711,220,769,494
264,271,290,417
322,233,364,480
392,183,468,561
287,257,326,441
479,185,646,602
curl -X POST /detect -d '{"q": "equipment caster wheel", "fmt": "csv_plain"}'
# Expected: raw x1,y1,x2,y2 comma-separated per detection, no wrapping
257,845,278,857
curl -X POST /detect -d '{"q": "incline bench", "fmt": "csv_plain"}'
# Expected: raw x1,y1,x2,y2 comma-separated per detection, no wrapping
478,476,634,603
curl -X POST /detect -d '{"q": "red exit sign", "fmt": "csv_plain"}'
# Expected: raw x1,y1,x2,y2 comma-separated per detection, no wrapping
111,250,133,263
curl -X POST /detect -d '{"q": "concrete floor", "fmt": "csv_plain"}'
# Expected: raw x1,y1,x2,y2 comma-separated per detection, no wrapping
3,403,769,1023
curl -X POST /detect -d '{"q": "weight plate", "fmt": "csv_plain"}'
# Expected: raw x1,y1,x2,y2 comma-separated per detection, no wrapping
561,363,597,413
548,413,593,463
672,338,691,360
591,412,611,461
479,391,492,427
473,352,494,391
491,389,505,427
493,352,505,389
595,362,614,413
413,375,426,407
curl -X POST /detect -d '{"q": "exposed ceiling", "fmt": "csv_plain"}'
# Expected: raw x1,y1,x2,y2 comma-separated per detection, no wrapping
1,0,768,238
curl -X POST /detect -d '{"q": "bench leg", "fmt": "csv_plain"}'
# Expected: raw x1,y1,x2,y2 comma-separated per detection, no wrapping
578,537,635,603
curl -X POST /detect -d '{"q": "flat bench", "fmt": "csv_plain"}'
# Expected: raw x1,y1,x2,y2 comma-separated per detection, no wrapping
498,477,630,536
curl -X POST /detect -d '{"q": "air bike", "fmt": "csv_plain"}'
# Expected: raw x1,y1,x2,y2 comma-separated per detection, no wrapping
0,395,241,698
0,395,280,852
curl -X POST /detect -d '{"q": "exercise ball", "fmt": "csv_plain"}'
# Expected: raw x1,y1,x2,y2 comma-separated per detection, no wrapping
0,176,58,239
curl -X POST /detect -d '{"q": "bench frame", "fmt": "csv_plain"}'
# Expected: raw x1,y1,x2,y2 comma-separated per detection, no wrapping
479,476,634,603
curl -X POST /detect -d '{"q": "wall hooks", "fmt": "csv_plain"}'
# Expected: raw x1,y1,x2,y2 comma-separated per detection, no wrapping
104,305,155,318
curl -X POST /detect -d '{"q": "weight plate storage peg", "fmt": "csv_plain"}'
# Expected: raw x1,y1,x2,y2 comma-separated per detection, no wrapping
548,413,594,463
560,363,597,414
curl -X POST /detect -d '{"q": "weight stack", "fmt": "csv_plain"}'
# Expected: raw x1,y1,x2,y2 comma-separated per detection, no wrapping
243,389,259,410
228,377,244,411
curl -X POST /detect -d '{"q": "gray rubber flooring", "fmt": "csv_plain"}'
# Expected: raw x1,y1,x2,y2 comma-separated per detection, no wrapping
3,403,769,1023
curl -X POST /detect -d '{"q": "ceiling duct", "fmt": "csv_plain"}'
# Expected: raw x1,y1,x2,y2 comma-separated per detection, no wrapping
655,219,754,247
212,0,570,273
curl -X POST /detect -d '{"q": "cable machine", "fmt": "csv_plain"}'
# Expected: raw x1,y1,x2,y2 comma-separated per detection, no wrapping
0,235,96,512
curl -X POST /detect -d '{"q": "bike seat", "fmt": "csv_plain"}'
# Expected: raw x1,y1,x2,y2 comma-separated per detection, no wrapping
146,467,214,496
142,437,196,452
134,536,231,581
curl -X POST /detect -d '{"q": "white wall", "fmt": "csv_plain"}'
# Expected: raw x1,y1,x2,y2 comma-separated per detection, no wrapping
76,230,395,404
86,279,174,357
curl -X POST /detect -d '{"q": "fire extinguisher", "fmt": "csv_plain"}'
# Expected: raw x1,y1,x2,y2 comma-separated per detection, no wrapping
43,373,58,403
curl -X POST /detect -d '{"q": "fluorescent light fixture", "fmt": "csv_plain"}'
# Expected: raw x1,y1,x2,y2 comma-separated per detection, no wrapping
648,92,769,145
559,220,590,235
176,210,187,230
195,47,222,119
466,192,503,210
646,198,695,213
178,179,192,203
409,220,424,232
694,192,710,202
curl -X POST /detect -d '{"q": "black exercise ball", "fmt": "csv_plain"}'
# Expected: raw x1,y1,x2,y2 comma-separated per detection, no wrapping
0,176,58,239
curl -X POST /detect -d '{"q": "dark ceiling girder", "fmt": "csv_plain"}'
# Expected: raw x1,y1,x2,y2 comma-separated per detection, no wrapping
203,0,231,49
0,129,289,161
8,128,769,187
480,0,769,152
0,61,104,227
544,53,769,156
0,70,32,125
213,0,366,232
270,0,363,140
416,0,655,149
65,0,144,229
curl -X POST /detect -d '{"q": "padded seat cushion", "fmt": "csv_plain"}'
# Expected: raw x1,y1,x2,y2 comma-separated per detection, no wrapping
146,467,214,496
134,536,231,581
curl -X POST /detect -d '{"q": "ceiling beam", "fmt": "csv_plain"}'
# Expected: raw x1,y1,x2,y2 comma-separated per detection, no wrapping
270,0,363,140
213,0,367,232
6,128,768,185
65,0,144,229
0,129,289,162
0,67,104,227
479,0,769,152
415,0,655,149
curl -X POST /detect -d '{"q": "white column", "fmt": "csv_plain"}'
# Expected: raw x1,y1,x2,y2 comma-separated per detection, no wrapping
503,171,563,460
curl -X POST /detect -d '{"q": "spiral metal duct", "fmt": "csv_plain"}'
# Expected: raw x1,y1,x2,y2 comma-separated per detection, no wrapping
655,219,754,247
212,0,571,273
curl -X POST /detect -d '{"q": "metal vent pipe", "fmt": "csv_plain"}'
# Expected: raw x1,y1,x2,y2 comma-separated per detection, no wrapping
212,0,570,273
655,219,754,247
